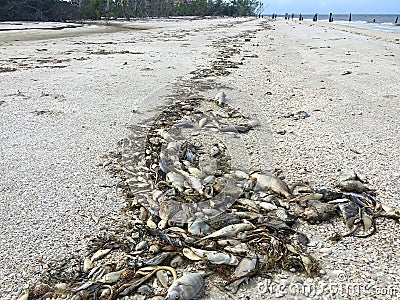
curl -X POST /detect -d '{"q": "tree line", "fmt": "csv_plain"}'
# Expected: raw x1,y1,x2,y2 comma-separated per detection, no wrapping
0,0,263,21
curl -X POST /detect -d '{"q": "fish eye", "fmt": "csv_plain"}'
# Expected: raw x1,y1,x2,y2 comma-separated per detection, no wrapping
174,295,180,300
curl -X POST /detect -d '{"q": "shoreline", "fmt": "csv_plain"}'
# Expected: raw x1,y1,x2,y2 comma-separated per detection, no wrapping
305,19,400,42
1,17,399,300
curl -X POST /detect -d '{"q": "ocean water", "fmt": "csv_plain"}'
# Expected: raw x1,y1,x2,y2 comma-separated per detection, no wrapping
290,14,400,34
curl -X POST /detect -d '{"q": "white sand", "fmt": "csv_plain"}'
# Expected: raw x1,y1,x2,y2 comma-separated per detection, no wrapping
215,18,400,299
0,17,399,299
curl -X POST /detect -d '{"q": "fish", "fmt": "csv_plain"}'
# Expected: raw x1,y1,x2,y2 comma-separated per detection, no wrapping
166,273,205,300
198,223,254,241
226,255,258,293
91,249,112,262
189,247,239,265
250,173,291,199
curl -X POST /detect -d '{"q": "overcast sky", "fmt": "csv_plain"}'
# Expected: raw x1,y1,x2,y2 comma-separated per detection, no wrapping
263,0,400,14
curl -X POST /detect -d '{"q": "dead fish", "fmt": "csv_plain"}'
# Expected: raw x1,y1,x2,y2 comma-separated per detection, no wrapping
226,255,258,293
206,251,238,265
140,252,170,266
224,243,249,254
250,173,291,199
337,180,372,193
72,280,99,293
91,248,112,262
302,200,338,223
99,269,125,283
292,193,323,202
188,219,212,236
257,201,278,211
199,223,254,241
184,247,238,265
236,198,259,210
135,241,148,251
166,273,205,300
83,257,94,273
220,125,250,133
157,129,175,142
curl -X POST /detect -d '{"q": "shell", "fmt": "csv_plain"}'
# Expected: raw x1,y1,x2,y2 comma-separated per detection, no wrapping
183,248,203,261
247,119,260,127
215,91,226,106
199,117,208,128
149,244,161,254
210,145,220,157
156,270,170,288
17,291,29,300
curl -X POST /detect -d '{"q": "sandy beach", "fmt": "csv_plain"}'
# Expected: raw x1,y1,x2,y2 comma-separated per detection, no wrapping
0,17,399,299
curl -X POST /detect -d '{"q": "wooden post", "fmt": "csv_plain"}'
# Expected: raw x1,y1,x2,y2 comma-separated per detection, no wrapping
329,13,333,22
396,16,398,24
291,13,294,20
349,13,352,21
299,13,302,21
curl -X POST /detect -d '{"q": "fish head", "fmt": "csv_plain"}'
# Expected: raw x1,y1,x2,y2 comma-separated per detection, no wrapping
165,286,183,300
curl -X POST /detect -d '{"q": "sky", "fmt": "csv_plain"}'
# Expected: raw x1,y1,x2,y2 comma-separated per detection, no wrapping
263,0,400,14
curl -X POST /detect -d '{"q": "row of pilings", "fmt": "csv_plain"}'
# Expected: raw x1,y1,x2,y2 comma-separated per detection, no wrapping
270,13,398,24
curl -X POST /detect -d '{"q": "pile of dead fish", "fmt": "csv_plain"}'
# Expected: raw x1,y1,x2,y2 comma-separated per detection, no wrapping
23,91,400,300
